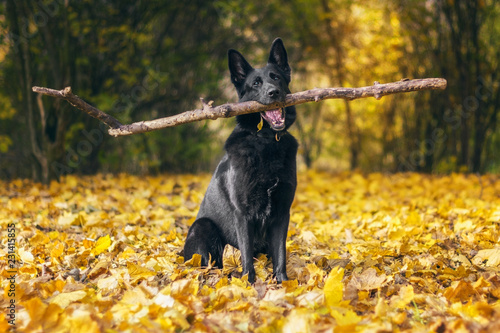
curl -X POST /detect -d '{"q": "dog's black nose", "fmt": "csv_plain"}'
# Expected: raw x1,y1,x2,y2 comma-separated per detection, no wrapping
268,89,280,97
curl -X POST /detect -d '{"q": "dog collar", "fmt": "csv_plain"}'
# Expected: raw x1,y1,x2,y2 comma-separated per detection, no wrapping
256,128,287,141
275,131,287,141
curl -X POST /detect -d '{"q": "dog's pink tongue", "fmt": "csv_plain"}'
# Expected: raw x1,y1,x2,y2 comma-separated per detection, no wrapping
265,109,283,122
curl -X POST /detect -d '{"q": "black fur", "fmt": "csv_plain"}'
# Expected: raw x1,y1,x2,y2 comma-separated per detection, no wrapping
184,38,297,283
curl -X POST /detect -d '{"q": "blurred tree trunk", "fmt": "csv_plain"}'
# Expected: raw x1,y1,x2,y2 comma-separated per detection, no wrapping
6,0,70,183
397,0,499,173
294,105,323,168
321,0,360,170
440,0,498,172
442,0,471,169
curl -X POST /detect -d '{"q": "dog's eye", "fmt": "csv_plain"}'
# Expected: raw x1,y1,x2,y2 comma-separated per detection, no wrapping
270,73,279,81
253,80,261,86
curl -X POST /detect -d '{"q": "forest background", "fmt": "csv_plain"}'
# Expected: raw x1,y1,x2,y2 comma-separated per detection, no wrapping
1,0,499,183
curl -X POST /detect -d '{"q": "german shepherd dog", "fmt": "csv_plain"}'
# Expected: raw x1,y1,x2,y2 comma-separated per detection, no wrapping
184,38,297,283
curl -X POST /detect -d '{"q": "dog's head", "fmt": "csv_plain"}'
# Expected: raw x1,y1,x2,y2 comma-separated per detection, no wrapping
228,38,296,132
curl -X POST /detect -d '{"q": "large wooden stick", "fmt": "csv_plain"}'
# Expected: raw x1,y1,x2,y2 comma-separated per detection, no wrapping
32,78,446,137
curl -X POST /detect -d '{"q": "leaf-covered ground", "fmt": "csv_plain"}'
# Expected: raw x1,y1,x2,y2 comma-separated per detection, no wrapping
1,171,500,332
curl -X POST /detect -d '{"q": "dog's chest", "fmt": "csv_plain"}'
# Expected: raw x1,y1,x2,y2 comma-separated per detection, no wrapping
224,130,297,215
243,139,292,184
243,141,294,210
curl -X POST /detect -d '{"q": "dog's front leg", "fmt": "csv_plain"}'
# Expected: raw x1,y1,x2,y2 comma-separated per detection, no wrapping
267,214,289,283
234,213,256,283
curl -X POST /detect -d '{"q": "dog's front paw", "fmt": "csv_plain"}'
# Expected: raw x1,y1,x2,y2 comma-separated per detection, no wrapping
242,269,256,284
275,272,288,283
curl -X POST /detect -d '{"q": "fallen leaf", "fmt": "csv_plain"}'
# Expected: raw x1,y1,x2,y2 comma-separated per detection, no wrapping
324,266,344,307
50,290,87,309
472,248,500,267
348,267,387,290
390,285,414,309
19,247,35,263
91,235,112,256
127,262,156,284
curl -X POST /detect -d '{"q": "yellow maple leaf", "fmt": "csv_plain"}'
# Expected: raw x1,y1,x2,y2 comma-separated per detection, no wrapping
444,280,474,303
88,259,111,279
57,211,85,226
50,241,65,258
64,315,101,333
42,303,64,330
222,245,242,276
83,238,94,249
348,267,387,290
50,290,87,309
117,247,136,260
406,211,422,225
153,292,176,308
259,300,286,315
48,230,60,241
19,265,38,276
127,262,157,283
331,308,361,327
472,248,500,267
296,290,324,307
228,301,252,311
389,285,414,309
120,287,151,306
160,308,191,331
449,301,494,324
215,276,229,289
0,314,10,332
282,308,314,333
282,279,299,293
132,197,150,211
324,266,344,307
185,253,202,267
23,297,47,323
374,297,389,318
97,275,119,292
91,235,111,256
306,263,325,287
30,231,50,246
171,278,199,299
19,247,35,263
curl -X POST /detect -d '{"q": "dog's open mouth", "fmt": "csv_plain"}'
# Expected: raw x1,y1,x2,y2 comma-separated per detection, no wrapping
261,108,286,131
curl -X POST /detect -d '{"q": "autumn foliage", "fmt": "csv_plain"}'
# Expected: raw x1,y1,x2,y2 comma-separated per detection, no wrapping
1,171,500,332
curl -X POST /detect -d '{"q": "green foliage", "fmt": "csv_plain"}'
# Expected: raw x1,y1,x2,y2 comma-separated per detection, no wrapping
0,135,12,153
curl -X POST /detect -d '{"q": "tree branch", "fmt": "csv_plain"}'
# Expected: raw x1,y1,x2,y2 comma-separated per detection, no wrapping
32,78,447,137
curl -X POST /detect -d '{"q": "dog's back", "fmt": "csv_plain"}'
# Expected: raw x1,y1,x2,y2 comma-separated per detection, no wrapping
184,38,297,283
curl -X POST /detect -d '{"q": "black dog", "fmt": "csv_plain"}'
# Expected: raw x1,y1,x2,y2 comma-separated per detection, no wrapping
184,38,297,283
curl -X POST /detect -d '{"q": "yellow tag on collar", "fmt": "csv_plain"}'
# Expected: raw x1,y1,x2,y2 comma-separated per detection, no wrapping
257,116,263,131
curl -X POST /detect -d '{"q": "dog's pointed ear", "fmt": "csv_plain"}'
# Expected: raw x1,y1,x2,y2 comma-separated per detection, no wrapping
268,38,291,82
228,49,253,87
